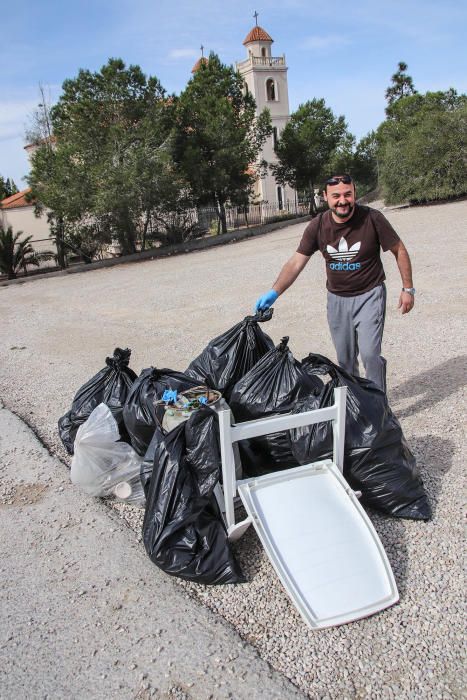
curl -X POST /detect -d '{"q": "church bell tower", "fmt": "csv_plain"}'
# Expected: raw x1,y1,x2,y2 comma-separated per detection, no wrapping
236,15,295,207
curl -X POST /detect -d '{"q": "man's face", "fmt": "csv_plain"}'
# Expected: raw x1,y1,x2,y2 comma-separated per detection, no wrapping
323,181,356,221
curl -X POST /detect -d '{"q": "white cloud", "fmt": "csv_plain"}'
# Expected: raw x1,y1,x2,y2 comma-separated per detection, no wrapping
300,34,351,51
168,48,199,60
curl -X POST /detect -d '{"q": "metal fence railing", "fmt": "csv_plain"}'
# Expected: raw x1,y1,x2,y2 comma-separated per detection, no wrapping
195,201,310,231
1,200,312,279
26,237,55,256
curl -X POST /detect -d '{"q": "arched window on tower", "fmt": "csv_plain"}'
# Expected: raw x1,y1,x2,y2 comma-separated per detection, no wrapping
266,79,276,101
261,47,266,57
272,127,278,149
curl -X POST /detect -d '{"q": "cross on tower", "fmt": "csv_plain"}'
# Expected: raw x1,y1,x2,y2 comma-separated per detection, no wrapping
253,10,259,26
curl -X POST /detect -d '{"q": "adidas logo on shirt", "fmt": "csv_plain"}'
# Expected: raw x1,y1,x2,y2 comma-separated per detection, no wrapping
327,238,361,261
327,237,361,271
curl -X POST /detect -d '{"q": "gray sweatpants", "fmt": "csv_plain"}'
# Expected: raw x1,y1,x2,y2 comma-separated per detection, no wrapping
327,283,387,391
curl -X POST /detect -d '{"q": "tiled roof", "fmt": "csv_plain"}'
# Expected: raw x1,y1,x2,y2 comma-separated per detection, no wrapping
0,188,33,209
191,56,209,73
243,26,273,45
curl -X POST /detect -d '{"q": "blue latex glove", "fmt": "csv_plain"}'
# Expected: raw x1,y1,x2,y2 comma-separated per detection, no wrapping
162,389,178,403
254,289,278,313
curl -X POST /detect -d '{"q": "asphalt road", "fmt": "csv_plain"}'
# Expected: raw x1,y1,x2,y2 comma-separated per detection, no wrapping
0,402,303,700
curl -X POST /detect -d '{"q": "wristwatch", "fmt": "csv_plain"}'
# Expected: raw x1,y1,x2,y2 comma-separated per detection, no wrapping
402,287,416,295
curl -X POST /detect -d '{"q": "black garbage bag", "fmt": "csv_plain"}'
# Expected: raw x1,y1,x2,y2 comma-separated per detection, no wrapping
140,428,160,496
142,408,245,584
185,309,275,399
58,348,137,456
291,353,431,520
123,368,201,456
140,402,223,496
229,337,324,477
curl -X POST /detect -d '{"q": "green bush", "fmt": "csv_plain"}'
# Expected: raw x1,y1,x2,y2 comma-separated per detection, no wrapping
378,90,467,204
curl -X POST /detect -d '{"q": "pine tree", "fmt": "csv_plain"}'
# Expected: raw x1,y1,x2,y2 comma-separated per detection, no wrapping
272,99,348,213
172,53,272,233
0,176,19,200
378,90,467,203
385,62,417,112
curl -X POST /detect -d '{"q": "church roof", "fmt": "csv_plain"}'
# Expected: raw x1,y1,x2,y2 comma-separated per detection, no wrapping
191,56,209,73
243,25,273,45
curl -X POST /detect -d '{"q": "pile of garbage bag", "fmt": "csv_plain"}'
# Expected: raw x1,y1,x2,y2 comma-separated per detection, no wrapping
229,336,323,476
123,368,201,456
59,311,431,586
293,354,431,520
142,410,244,584
58,347,136,455
185,308,275,399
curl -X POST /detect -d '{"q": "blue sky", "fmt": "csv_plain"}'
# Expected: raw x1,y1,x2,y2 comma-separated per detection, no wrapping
1,0,466,189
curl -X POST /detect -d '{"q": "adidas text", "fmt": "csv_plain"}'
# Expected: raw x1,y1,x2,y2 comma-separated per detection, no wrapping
329,261,361,271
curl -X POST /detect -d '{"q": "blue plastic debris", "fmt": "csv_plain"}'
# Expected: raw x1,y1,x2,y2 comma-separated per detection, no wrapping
162,389,178,403
198,396,208,405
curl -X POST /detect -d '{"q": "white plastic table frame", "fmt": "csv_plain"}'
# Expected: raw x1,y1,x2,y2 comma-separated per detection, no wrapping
216,386,347,541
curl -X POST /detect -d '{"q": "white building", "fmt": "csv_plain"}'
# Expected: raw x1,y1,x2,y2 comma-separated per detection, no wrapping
0,189,53,257
236,23,296,207
1,139,55,259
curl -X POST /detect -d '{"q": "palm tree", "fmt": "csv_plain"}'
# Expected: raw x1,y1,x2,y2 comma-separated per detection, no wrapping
0,225,44,279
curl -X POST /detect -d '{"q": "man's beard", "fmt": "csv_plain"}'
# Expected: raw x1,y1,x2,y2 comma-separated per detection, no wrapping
331,203,355,219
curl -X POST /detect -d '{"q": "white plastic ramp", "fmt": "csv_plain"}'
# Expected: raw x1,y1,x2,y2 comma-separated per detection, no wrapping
237,460,399,629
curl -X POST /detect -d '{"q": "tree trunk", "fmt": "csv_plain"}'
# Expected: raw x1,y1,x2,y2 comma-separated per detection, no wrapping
56,218,67,269
308,180,316,216
119,232,137,256
141,211,151,252
216,200,227,234
117,208,137,255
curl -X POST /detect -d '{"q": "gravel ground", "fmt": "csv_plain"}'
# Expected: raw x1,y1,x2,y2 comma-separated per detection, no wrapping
0,199,465,699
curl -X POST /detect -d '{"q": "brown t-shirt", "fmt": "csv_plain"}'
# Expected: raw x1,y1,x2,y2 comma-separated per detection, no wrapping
297,205,400,296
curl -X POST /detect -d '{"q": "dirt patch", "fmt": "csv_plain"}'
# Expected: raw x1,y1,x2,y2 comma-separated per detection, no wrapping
0,482,48,507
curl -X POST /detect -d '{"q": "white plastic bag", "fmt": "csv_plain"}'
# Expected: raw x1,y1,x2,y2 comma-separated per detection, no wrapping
71,403,145,506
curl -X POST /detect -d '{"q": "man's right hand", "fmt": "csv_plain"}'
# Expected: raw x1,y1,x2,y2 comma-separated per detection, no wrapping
254,289,278,313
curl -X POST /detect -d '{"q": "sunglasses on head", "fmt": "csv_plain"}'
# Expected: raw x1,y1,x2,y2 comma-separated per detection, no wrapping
325,175,353,186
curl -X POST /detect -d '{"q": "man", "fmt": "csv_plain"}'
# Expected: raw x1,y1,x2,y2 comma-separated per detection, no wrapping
254,174,415,391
